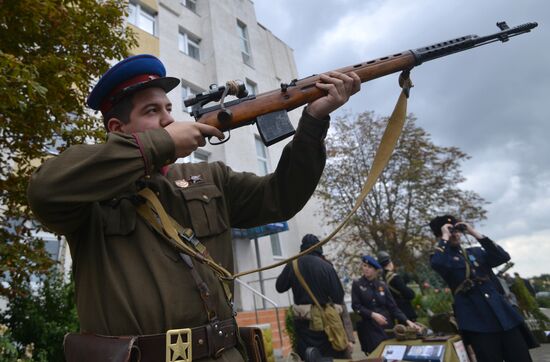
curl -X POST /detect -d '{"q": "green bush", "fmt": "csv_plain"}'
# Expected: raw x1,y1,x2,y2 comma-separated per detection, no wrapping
511,276,549,333
0,272,79,361
413,284,453,318
284,308,297,353
0,324,34,361
536,296,550,308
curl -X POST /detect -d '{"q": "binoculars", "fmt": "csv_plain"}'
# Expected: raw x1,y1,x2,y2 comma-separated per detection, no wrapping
449,224,467,233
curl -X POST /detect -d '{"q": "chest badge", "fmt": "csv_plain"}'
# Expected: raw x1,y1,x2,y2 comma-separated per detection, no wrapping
188,175,203,184
378,286,385,296
175,179,189,188
359,285,367,291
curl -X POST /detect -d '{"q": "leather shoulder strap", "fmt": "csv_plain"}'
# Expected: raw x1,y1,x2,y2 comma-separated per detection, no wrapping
292,259,322,310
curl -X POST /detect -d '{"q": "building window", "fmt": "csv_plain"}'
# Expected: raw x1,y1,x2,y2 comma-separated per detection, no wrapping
180,0,197,12
245,79,257,96
237,20,252,66
44,238,61,261
181,82,202,113
127,2,156,35
181,149,209,164
179,30,201,60
255,136,269,176
270,234,283,257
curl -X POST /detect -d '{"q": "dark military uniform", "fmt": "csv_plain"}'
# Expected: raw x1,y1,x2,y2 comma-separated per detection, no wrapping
351,277,408,354
431,237,534,362
276,247,347,360
27,111,328,361
382,270,417,321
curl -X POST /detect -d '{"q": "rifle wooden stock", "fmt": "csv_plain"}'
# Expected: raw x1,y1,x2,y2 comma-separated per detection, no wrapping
197,52,416,131
192,22,537,132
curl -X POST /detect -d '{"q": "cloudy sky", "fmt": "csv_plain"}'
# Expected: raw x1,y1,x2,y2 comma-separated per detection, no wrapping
253,0,549,277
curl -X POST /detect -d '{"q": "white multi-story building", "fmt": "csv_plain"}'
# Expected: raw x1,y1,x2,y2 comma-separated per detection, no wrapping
119,0,327,312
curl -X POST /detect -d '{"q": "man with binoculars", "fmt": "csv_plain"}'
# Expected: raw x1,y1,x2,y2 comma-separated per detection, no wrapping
429,215,536,361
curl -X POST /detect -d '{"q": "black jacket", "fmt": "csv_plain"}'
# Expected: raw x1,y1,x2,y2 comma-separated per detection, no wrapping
383,270,417,320
275,252,344,305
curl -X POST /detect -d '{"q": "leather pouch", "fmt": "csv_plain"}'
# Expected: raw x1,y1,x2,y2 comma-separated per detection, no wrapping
239,327,267,362
64,332,136,362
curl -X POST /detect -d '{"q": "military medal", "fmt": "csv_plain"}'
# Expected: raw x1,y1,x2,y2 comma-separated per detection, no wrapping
188,175,203,184
175,179,189,188
379,286,385,296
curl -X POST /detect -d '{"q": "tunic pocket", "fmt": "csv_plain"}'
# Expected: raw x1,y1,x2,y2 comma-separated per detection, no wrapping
100,198,137,236
180,184,228,238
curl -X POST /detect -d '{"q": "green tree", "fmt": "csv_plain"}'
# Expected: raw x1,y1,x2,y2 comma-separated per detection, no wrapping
0,324,34,362
317,112,487,280
510,275,549,330
0,0,136,299
0,272,79,361
530,273,550,293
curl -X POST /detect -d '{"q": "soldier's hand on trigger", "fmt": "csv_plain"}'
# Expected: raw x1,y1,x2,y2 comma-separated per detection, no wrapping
306,71,361,120
371,312,388,326
165,121,225,158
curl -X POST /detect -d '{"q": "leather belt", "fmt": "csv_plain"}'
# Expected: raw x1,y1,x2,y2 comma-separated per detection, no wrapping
132,318,238,361
453,276,490,295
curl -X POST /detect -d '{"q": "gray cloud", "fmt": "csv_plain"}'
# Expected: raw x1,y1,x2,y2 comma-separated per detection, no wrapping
254,0,549,277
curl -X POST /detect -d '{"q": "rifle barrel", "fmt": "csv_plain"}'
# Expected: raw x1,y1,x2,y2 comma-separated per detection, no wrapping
412,22,538,64
196,22,538,132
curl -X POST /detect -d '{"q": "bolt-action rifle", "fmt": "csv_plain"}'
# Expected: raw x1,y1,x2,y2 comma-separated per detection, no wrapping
184,21,537,146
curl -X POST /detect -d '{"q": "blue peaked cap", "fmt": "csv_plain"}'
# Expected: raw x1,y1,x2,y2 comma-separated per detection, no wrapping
87,54,179,114
361,255,382,269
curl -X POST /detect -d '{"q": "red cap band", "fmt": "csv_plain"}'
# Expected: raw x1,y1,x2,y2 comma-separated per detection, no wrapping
100,74,160,114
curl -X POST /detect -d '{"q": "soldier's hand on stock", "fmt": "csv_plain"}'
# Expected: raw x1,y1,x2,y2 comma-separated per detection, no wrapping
306,71,361,120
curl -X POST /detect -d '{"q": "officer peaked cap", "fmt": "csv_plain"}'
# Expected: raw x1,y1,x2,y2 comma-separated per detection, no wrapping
429,215,457,237
361,255,382,270
87,54,180,115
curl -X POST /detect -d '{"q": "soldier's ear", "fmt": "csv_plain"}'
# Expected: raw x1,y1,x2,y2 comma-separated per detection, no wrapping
107,118,125,133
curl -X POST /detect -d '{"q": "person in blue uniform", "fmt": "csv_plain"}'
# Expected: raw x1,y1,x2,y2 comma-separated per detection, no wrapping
351,255,419,354
429,215,537,362
377,251,418,321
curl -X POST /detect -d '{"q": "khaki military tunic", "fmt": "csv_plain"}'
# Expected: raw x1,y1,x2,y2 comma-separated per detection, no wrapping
27,111,328,361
